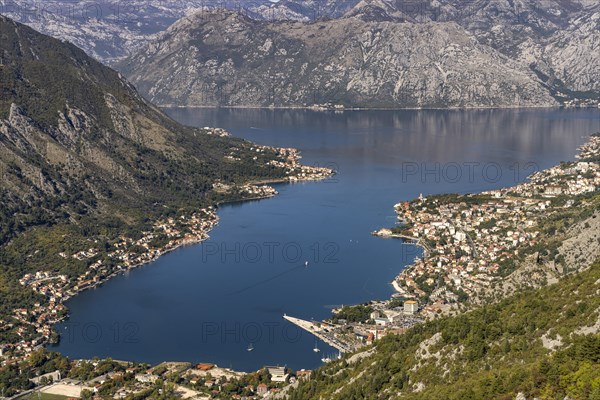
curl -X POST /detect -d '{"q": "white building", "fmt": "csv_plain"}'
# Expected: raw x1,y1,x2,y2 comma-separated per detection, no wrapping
454,231,467,242
267,366,288,383
404,300,418,314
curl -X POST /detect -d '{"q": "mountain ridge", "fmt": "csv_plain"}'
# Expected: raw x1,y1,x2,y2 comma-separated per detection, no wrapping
2,1,598,108
117,8,560,109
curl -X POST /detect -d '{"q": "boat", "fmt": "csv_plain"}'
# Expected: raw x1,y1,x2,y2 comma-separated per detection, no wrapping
321,350,342,362
313,338,320,353
304,261,309,267
247,343,254,352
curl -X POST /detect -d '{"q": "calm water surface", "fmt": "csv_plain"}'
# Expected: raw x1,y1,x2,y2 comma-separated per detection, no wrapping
51,108,599,371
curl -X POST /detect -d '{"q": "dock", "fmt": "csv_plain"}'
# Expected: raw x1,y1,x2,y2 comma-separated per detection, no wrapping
283,314,354,353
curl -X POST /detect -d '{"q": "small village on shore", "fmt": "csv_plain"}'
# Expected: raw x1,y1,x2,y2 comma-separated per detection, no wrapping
0,139,333,378
7,358,310,400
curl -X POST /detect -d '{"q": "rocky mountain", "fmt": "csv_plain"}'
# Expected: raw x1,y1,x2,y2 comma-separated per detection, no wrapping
0,0,354,65
4,0,597,100
0,0,277,64
0,0,183,63
117,9,559,108
252,0,360,20
345,0,600,96
0,14,291,270
538,6,600,94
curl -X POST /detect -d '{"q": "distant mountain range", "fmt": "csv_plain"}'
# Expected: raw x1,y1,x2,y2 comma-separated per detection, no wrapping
0,0,352,64
116,9,558,108
116,0,599,108
2,0,598,108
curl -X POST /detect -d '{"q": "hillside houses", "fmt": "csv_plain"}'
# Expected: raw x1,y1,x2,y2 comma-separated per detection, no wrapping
391,134,600,313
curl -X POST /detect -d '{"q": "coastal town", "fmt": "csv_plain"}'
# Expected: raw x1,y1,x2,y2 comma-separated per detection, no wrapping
11,207,220,355
283,300,424,357
375,133,600,317
0,355,310,400
561,97,600,108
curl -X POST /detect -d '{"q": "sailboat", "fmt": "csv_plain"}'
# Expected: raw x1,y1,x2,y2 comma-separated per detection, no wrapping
321,354,332,363
247,343,254,352
313,338,320,353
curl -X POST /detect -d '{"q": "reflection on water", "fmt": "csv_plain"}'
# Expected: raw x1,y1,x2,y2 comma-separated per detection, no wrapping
51,108,599,371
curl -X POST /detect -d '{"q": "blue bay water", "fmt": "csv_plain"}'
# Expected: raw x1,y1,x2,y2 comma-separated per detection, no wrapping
50,108,599,371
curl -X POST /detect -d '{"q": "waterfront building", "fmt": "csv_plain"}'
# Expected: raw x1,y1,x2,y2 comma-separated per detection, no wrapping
266,366,288,382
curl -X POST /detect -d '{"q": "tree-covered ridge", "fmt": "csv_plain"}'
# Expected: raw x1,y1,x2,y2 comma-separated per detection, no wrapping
0,14,287,243
0,15,292,239
289,260,600,400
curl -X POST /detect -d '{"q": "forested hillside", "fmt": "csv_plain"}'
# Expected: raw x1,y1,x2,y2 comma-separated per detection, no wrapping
0,15,291,339
289,259,600,399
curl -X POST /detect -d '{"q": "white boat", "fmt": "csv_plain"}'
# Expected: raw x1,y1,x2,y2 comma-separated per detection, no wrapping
321,351,341,362
247,343,254,352
313,338,320,353
304,261,309,267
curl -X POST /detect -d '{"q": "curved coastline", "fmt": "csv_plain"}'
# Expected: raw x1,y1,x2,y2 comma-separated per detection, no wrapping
34,154,335,352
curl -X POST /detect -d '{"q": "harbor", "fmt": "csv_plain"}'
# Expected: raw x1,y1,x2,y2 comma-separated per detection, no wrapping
283,314,357,354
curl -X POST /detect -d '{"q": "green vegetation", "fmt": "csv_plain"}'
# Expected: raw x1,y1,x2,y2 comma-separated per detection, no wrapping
68,359,125,381
289,261,600,400
23,393,70,400
0,16,293,342
0,350,69,397
0,351,288,400
330,304,374,324
0,348,153,397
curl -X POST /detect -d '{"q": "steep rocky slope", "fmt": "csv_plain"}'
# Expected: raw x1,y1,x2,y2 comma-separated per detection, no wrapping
118,9,557,108
0,0,351,64
539,8,600,93
0,14,289,241
345,0,600,96
3,0,598,102
0,0,275,64
0,14,295,322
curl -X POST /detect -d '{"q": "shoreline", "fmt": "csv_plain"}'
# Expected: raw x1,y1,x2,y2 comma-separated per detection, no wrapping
42,174,336,360
160,104,599,111
53,179,332,312
380,133,600,316
59,226,218,303
3,145,334,362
